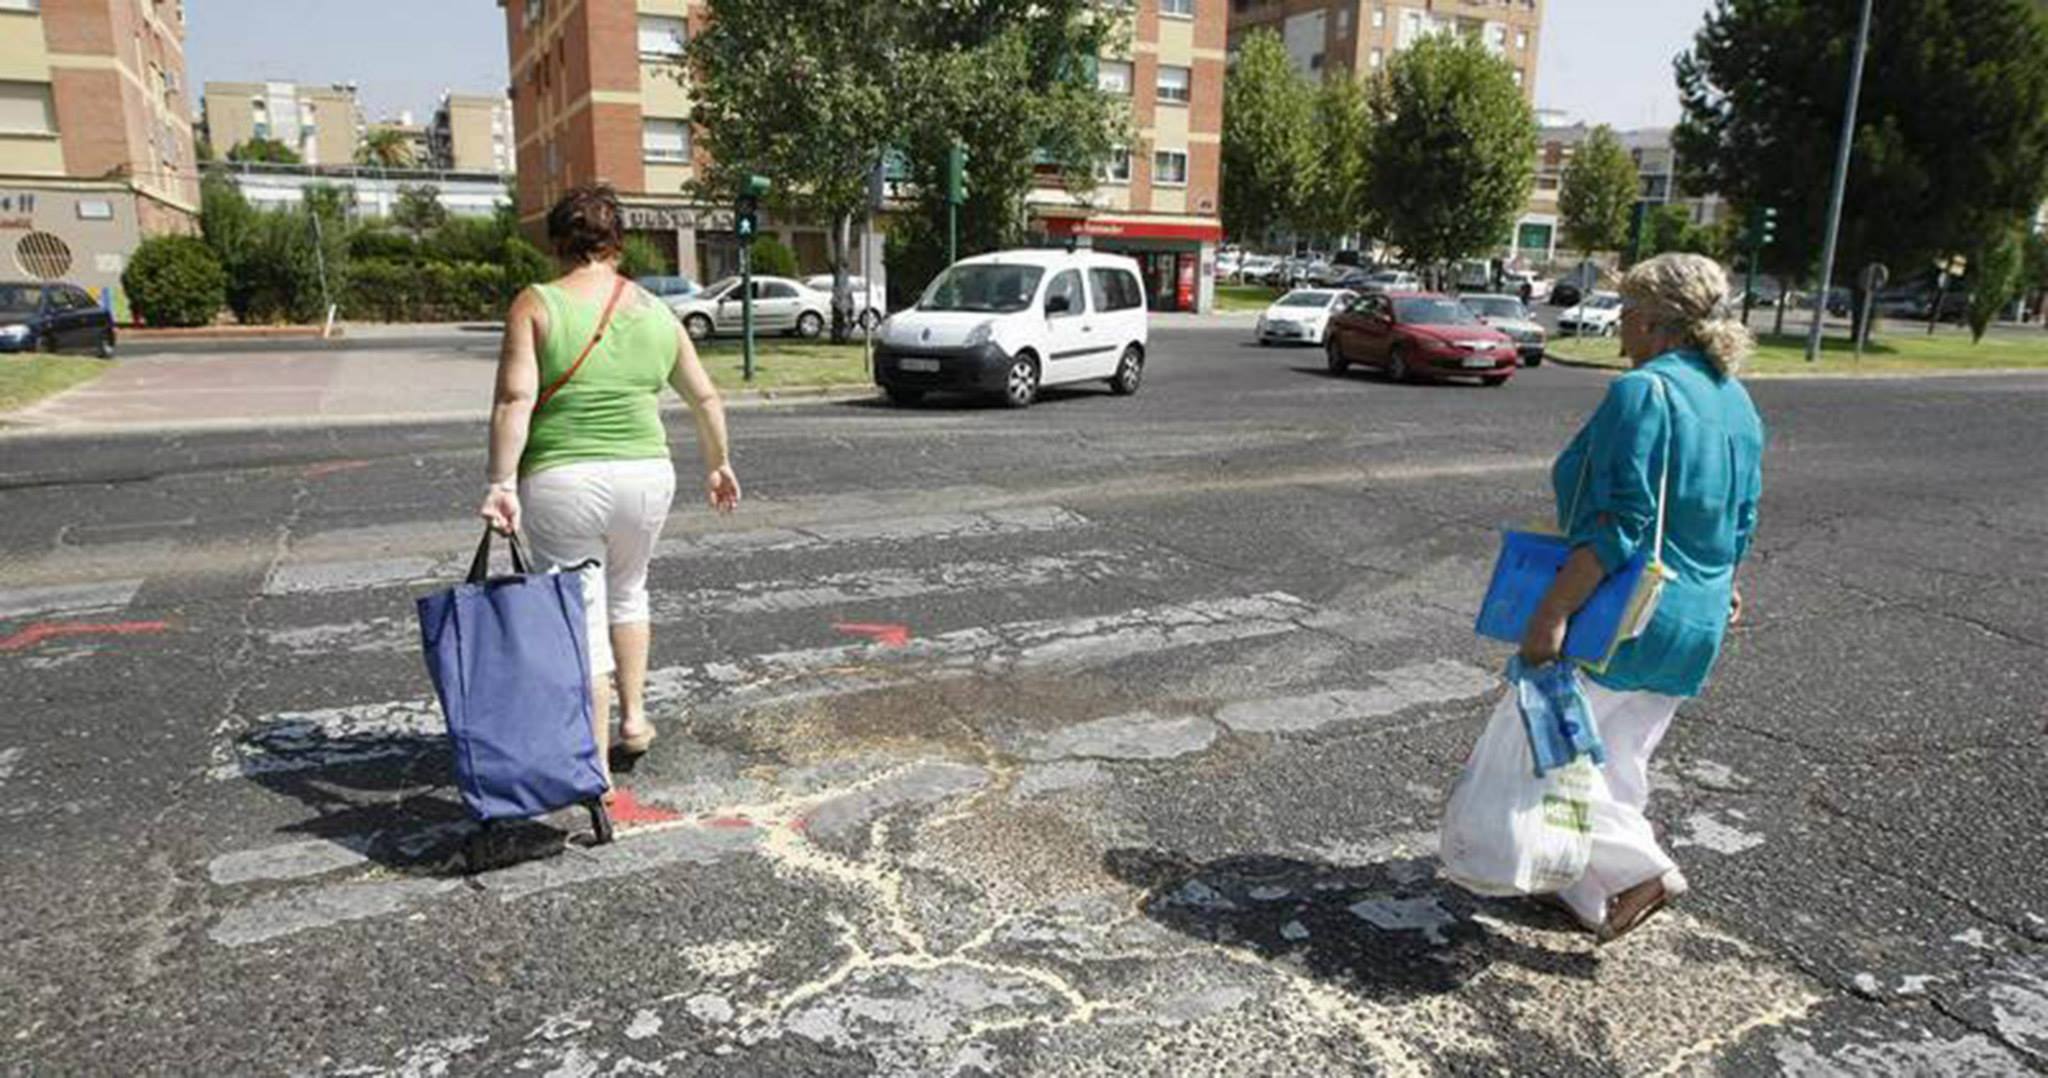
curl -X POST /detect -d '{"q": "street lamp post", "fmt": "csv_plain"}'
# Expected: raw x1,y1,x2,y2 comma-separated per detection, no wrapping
1805,0,1875,363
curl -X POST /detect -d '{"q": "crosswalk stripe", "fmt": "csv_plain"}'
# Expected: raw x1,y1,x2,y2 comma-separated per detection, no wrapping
0,578,145,620
210,592,1323,781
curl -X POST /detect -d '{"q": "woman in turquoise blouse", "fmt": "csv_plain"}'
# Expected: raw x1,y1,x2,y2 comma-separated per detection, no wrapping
1519,252,1766,942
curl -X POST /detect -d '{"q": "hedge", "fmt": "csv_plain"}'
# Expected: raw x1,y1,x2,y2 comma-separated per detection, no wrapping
344,260,507,322
123,235,227,327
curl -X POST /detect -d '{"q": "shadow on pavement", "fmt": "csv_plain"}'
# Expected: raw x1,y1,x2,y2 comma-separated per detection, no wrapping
1103,847,1596,1003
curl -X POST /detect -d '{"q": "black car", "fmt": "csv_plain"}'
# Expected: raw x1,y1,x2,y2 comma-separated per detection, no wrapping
0,281,116,357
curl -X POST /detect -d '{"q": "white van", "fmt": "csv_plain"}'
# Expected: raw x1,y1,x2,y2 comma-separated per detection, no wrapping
874,249,1149,408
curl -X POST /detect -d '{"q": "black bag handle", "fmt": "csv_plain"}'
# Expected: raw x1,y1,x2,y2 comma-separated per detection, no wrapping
466,526,532,584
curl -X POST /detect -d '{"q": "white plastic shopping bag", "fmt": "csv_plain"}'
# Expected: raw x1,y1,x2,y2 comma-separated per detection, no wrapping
1438,692,1613,896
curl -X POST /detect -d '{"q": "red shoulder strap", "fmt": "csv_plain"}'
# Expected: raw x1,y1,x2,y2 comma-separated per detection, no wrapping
534,276,628,413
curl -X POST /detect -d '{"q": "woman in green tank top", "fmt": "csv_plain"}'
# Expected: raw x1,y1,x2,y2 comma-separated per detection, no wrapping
478,185,741,796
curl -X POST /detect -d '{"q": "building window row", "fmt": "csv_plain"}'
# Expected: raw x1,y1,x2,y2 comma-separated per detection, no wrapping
1159,0,1194,16
0,0,41,11
642,118,691,163
639,15,687,60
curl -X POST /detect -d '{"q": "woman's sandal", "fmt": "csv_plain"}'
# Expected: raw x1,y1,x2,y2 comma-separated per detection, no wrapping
1597,871,1688,945
616,722,658,755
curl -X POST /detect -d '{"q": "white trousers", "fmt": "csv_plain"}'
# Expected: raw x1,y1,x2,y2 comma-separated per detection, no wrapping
519,458,676,678
1557,681,1684,929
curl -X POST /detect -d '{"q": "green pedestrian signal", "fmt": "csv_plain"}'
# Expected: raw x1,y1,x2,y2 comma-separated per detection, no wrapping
734,174,769,241
1760,206,1778,246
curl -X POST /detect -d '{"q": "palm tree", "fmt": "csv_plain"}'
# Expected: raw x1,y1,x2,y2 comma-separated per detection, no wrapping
357,127,414,169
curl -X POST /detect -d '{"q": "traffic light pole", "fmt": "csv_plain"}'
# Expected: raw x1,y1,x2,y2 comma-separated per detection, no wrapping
1806,0,1874,362
740,240,755,384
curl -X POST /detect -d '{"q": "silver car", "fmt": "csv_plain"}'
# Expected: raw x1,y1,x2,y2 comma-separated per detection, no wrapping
1460,293,1547,366
800,274,886,329
669,275,829,341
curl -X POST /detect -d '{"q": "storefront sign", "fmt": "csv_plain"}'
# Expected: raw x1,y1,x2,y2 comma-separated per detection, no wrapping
0,193,39,215
1043,216,1223,244
0,218,30,231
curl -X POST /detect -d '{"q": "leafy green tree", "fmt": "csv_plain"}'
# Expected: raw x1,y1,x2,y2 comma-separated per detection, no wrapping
1222,31,1316,245
619,234,671,278
1559,126,1638,256
200,171,261,320
357,127,415,168
1369,35,1536,281
1676,0,2048,342
123,236,226,327
227,138,301,164
1296,74,1376,246
2021,227,2048,325
502,236,555,301
748,236,800,278
1967,222,2026,341
391,184,448,239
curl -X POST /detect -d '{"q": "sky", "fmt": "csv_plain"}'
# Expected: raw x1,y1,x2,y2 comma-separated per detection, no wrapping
183,0,1714,131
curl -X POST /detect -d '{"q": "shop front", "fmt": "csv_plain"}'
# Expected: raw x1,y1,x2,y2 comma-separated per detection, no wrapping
1039,216,1221,314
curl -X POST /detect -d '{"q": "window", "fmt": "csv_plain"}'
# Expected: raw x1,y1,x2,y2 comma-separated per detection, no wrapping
638,15,686,59
1159,0,1193,15
642,118,689,162
757,281,797,300
1102,147,1131,183
1516,30,1529,50
1512,68,1524,88
0,81,57,134
1153,149,1188,186
76,199,114,220
1089,268,1144,312
1336,8,1350,34
1156,65,1190,105
1044,270,1084,316
0,0,42,11
1097,59,1132,96
524,0,543,28
1369,48,1383,69
1371,7,1384,28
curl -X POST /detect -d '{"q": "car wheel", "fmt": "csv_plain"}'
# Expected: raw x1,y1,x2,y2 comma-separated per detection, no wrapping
96,329,115,359
684,314,713,342
37,333,59,355
1388,344,1413,383
1325,337,1349,375
797,311,824,339
1001,354,1040,409
1524,354,1544,368
884,387,924,406
859,308,882,331
1109,345,1143,396
1603,323,1617,338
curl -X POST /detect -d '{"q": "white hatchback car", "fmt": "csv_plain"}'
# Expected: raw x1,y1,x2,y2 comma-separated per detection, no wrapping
1558,291,1624,336
800,274,886,329
874,249,1149,408
669,275,830,341
1257,288,1355,346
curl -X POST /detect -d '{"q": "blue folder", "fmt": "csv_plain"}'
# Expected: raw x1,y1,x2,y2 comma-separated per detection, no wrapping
1473,529,1654,667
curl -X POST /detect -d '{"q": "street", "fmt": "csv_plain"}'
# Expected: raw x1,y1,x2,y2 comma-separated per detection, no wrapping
3,322,2046,1076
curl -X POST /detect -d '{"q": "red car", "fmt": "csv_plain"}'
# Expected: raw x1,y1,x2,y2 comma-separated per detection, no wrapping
1324,291,1519,386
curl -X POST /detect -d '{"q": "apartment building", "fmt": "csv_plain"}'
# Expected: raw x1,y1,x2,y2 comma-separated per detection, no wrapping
0,0,198,310
1228,0,1543,100
202,80,363,166
365,114,433,168
431,92,514,174
1519,122,1726,266
1032,0,1227,313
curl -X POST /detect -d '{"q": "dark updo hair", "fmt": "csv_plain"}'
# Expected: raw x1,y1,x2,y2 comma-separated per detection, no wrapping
546,184,624,263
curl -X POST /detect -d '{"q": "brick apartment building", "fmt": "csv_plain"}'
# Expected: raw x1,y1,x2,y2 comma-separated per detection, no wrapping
0,0,198,313
500,0,1224,311
1227,0,1543,96
432,92,515,174
202,80,364,166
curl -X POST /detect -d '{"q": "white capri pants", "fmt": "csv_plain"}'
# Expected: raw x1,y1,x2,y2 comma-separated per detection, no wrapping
1556,680,1685,930
519,458,676,678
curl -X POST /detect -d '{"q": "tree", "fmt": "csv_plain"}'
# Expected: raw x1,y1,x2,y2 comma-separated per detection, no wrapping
1222,31,1316,245
1295,73,1376,246
123,236,226,327
1967,222,2026,341
1559,126,1638,256
1676,0,2048,343
226,138,301,165
2021,228,2048,325
357,127,415,168
748,236,799,278
1369,35,1537,282
391,184,447,239
619,234,671,278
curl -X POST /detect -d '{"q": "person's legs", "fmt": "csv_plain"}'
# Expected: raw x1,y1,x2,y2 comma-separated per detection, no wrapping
1558,684,1683,930
600,460,675,749
519,464,618,784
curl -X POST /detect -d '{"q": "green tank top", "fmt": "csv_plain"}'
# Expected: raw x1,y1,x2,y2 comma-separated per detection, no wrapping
519,281,680,477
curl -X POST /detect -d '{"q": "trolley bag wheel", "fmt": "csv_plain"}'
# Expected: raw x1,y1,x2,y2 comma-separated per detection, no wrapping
464,820,498,874
588,799,616,845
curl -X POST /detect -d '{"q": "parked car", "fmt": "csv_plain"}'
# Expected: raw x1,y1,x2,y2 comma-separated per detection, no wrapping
1303,259,1343,287
1325,291,1518,385
669,276,830,340
800,274,886,328
873,248,1148,408
1460,293,1547,366
1557,291,1623,336
1355,269,1421,294
1237,254,1281,283
635,274,700,302
0,281,115,358
1503,271,1551,304
1256,288,1356,346
1549,280,1584,308
1215,248,1244,279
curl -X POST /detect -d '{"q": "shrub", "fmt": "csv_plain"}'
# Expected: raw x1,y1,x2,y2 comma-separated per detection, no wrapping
349,227,417,261
749,236,799,279
122,235,226,327
503,236,554,301
619,234,671,277
343,259,508,322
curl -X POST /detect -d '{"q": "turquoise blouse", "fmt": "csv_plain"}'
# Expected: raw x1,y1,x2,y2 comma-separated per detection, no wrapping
1552,349,1766,697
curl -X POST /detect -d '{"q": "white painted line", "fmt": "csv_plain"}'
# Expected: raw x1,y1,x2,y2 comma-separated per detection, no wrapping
0,578,145,620
1213,659,1499,735
263,556,445,597
214,592,1321,780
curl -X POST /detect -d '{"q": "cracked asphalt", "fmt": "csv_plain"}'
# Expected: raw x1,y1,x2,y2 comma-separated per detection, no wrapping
2,324,2046,1076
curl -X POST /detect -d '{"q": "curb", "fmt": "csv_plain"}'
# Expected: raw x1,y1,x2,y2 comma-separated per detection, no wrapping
0,384,880,442
123,325,345,342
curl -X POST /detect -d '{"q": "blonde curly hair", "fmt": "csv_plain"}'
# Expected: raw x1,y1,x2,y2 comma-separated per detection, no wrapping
1619,253,1754,377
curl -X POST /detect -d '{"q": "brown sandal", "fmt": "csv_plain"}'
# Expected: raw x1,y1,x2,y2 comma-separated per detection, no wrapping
1598,873,1684,944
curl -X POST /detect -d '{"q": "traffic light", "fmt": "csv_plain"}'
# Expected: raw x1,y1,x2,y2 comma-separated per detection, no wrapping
735,174,769,240
946,142,967,205
1759,206,1778,247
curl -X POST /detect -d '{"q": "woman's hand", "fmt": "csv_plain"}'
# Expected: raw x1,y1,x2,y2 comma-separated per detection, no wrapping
480,485,521,535
1519,608,1568,668
1729,586,1744,626
706,465,741,513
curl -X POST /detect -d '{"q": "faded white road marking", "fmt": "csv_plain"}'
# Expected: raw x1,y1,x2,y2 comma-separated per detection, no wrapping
1213,659,1499,735
0,578,145,619
206,823,470,885
214,593,1321,781
1672,811,1767,855
264,556,445,597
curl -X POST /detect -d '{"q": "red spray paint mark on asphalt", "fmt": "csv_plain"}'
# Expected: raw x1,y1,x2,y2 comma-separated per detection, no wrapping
703,815,754,830
304,460,372,479
605,788,683,827
0,620,171,653
833,622,911,647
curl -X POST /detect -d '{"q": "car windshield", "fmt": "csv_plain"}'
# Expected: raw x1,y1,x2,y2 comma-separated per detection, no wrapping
1395,298,1479,325
0,284,44,312
1585,294,1622,309
918,264,1045,313
701,277,740,299
1276,291,1335,308
1463,297,1525,320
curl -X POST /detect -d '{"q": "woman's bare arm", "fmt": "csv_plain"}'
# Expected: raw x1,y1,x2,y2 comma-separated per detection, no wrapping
668,320,740,512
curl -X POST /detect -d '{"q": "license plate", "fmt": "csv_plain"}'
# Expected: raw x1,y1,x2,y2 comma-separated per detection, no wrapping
1462,356,1496,369
899,358,940,372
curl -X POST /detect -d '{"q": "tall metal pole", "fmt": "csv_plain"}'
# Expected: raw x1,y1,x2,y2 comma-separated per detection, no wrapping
741,241,755,383
1805,0,1875,363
